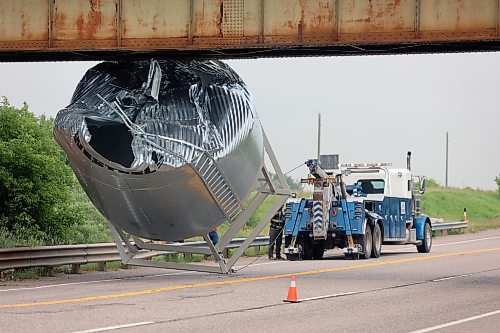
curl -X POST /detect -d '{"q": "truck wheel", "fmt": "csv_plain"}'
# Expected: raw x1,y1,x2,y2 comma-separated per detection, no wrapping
360,225,372,260
417,223,432,253
371,223,382,258
312,242,325,260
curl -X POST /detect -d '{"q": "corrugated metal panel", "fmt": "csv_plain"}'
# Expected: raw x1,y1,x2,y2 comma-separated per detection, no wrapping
339,0,415,33
121,0,190,38
54,0,117,40
54,60,264,241
0,0,48,40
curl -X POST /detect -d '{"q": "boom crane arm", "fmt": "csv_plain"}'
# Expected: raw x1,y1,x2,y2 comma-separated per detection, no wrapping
303,159,357,253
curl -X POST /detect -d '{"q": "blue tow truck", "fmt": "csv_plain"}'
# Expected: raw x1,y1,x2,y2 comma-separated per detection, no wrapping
284,152,432,260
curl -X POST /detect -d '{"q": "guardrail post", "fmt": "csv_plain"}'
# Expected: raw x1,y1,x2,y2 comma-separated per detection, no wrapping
71,264,81,274
97,262,106,271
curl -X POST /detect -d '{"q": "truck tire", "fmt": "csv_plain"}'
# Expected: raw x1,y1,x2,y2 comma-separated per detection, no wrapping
360,225,372,260
417,222,432,253
371,223,382,258
312,242,325,260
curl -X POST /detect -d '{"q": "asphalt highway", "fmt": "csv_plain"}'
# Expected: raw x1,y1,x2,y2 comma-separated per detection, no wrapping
1,229,500,333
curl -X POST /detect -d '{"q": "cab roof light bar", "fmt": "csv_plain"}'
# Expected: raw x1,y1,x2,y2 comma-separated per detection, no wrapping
338,162,392,168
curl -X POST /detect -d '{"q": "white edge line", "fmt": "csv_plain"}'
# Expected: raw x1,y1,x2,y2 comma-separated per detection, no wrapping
299,291,358,302
433,236,500,247
70,321,154,333
383,235,500,253
301,272,475,303
432,274,469,282
408,309,500,333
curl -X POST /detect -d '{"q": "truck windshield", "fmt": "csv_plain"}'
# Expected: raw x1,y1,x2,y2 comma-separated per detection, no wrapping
358,179,385,194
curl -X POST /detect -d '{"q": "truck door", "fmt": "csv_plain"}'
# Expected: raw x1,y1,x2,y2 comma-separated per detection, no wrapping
376,200,390,239
398,199,407,238
390,198,399,238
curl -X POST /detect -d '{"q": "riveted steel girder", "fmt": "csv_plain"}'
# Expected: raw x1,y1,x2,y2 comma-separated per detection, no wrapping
0,1,499,59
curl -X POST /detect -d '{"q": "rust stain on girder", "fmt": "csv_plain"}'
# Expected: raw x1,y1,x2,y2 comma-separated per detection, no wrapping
192,0,223,38
54,0,116,40
0,0,499,55
420,0,496,32
264,0,335,36
74,4,103,40
341,0,411,32
121,0,189,39
20,8,30,39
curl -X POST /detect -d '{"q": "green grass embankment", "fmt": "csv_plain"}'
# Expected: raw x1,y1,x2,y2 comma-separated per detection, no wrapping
421,187,500,232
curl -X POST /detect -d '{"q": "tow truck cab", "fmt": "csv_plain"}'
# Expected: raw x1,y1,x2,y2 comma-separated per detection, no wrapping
342,167,413,241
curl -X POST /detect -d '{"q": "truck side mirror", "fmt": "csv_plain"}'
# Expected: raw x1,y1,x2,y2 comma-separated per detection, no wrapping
419,177,426,194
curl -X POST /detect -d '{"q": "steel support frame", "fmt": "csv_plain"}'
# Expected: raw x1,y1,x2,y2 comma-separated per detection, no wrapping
107,129,290,274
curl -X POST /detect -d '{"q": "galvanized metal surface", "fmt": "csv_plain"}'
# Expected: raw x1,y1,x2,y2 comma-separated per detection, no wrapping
0,237,269,272
432,221,469,231
0,221,467,273
0,0,499,60
54,59,264,241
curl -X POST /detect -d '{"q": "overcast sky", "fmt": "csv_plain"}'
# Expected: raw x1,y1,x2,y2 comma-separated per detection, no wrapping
0,53,498,190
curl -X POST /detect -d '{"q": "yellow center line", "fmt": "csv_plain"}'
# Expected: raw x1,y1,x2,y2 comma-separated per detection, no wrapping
2,246,500,309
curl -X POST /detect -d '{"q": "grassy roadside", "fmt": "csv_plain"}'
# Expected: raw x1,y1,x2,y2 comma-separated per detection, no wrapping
421,186,500,232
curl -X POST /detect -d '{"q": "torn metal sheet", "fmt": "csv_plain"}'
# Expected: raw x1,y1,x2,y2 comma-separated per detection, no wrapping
54,59,263,241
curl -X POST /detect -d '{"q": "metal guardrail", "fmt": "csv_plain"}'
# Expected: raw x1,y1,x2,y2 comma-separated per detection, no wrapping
0,237,270,273
432,221,468,231
0,222,466,273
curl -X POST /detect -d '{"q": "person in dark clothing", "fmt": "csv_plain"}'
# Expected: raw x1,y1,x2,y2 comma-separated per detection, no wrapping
208,227,218,245
269,210,285,260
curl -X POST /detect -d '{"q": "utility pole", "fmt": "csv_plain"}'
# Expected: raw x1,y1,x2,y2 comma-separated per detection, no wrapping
317,112,321,160
445,131,449,187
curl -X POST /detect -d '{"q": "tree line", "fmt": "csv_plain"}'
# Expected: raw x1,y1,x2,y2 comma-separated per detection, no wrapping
0,99,108,247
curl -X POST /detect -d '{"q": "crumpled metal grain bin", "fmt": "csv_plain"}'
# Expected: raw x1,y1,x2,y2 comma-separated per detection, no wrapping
54,60,263,241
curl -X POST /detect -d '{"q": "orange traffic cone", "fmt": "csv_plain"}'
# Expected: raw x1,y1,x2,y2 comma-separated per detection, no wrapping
283,276,300,303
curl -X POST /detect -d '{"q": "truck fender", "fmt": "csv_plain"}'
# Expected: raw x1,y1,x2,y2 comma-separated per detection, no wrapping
414,214,432,240
364,211,383,234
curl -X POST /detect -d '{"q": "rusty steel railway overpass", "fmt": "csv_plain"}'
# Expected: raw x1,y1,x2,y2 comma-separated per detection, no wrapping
0,0,500,61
